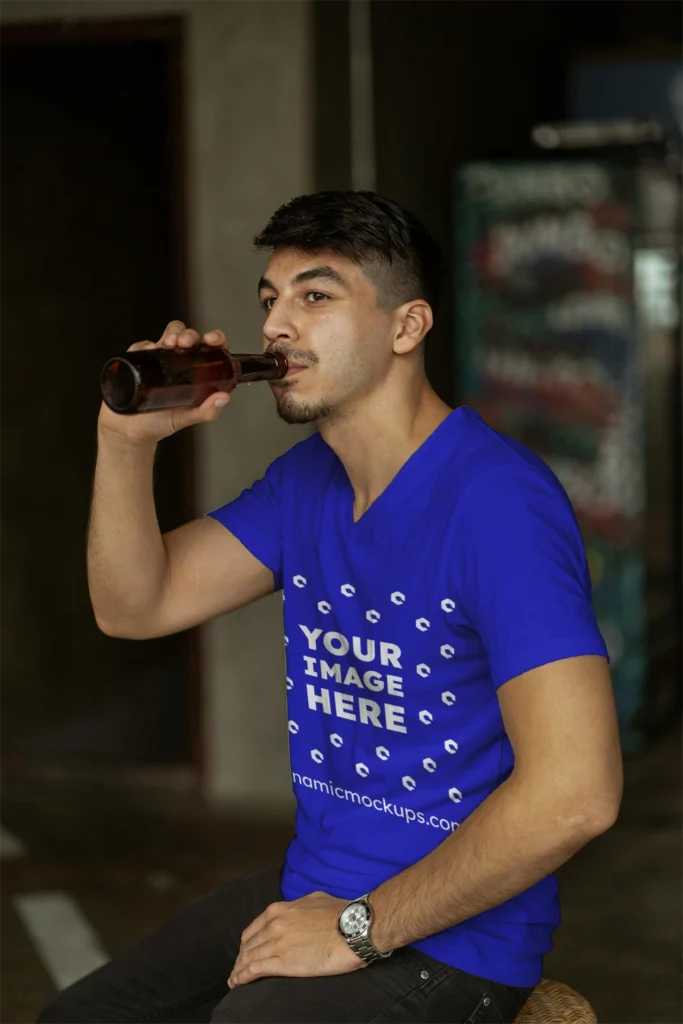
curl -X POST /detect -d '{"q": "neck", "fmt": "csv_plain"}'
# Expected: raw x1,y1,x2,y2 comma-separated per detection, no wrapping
317,374,452,522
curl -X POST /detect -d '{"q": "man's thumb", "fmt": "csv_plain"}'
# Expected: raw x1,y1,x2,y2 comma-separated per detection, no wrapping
173,393,229,431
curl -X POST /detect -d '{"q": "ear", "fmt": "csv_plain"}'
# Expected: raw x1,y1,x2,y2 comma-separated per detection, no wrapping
393,300,433,355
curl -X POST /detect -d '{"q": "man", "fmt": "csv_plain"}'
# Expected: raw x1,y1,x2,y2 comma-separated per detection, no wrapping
41,191,622,1024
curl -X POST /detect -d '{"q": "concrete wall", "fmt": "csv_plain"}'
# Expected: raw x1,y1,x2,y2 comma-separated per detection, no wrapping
2,0,314,811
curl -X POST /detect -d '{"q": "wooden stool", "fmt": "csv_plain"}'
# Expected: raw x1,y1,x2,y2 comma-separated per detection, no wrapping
514,978,597,1023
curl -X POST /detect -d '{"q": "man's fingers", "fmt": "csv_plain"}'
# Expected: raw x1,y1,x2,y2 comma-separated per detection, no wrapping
141,321,226,351
239,920,265,947
175,328,201,347
168,391,230,433
159,320,186,345
242,901,286,942
240,905,277,946
203,329,228,347
229,952,282,989
239,923,279,955
127,340,157,352
160,327,200,348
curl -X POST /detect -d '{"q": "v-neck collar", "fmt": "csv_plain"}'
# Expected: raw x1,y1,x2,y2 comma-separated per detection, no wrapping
330,406,474,540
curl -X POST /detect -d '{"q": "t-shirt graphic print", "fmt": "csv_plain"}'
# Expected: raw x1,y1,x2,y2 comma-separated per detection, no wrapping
286,577,464,845
207,407,609,987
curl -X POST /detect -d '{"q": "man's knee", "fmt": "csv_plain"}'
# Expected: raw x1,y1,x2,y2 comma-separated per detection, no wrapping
36,980,112,1023
210,992,231,1023
36,991,82,1023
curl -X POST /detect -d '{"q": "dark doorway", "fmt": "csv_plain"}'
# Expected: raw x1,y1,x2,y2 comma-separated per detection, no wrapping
1,18,198,772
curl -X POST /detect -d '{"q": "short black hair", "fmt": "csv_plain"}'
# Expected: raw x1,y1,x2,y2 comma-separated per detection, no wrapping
253,190,444,324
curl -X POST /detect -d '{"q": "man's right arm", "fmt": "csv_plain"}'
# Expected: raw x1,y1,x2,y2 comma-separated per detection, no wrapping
87,428,275,640
88,321,277,640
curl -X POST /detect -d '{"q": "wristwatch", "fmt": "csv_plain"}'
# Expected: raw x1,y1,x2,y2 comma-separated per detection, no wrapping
337,894,392,964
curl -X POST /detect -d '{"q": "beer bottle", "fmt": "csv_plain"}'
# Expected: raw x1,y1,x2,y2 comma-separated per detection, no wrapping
100,345,288,414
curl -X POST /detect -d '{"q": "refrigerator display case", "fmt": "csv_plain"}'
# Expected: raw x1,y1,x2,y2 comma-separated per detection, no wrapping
454,159,681,752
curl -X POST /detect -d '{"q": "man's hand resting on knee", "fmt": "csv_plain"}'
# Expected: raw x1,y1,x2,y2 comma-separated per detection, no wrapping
227,892,365,988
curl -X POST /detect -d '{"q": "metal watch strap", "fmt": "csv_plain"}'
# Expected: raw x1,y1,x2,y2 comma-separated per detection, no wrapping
347,931,392,965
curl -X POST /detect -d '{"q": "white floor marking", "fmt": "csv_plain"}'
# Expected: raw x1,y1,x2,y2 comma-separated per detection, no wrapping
14,891,109,990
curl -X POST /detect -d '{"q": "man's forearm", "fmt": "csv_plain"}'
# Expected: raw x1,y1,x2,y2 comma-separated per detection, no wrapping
369,773,615,953
87,428,167,632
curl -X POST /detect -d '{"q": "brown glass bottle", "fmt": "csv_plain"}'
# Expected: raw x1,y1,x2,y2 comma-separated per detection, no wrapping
100,345,288,414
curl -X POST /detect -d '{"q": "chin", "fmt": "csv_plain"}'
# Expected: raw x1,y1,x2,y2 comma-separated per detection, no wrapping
274,391,334,425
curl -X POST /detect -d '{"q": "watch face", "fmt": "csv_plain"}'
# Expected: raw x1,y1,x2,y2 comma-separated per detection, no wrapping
340,902,370,938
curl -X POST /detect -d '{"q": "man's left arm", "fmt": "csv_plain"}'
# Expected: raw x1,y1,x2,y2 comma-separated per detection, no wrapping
368,652,623,952
228,652,622,987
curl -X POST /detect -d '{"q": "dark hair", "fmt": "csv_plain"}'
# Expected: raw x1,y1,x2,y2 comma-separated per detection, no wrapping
253,190,444,324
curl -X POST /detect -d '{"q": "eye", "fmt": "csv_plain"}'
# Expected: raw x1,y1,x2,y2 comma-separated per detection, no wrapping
260,296,276,312
306,291,328,304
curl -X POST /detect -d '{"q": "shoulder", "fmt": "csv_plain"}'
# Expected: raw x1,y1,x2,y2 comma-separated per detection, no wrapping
448,407,574,522
268,429,338,486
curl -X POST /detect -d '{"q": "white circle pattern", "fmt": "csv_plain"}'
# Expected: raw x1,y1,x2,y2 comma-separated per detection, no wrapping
286,581,464,811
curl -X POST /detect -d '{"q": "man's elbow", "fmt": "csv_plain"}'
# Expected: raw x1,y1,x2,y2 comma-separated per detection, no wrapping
94,613,158,640
581,792,622,837
565,777,623,841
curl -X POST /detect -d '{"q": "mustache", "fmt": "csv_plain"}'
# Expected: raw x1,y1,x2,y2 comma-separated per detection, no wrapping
267,344,318,367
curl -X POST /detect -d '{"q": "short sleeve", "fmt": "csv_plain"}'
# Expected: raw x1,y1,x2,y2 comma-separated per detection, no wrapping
452,464,609,688
205,456,284,590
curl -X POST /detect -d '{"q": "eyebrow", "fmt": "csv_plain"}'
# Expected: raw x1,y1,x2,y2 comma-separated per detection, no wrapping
257,265,348,294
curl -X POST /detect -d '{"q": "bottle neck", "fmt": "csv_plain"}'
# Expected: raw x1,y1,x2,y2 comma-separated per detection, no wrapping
235,352,288,384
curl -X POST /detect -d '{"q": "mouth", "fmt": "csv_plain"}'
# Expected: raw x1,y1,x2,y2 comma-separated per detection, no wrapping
270,364,307,389
283,365,308,378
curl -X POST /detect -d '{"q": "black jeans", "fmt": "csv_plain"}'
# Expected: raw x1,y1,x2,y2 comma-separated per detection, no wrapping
37,866,533,1024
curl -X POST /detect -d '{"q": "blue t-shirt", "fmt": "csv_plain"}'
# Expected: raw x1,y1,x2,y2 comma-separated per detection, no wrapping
207,406,608,987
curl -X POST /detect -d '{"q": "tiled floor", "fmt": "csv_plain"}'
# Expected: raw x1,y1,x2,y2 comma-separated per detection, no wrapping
2,722,681,1023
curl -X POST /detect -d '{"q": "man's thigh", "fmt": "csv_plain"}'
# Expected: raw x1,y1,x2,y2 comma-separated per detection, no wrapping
211,948,532,1024
38,865,283,1024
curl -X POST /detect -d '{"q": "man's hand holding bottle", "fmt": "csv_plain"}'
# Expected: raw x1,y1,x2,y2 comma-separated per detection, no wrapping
98,321,232,444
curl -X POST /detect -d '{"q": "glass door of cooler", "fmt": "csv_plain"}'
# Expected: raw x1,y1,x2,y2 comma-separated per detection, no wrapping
453,159,681,752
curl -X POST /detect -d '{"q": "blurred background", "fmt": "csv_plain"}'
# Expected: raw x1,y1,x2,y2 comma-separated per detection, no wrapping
1,1,681,1021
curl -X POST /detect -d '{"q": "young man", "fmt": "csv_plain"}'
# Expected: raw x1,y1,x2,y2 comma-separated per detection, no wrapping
42,191,622,1024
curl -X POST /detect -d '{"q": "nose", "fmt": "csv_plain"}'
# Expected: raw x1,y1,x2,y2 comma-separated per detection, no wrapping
262,304,300,348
